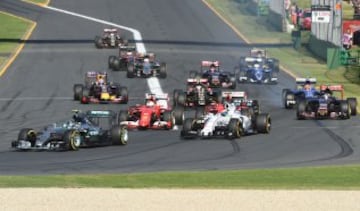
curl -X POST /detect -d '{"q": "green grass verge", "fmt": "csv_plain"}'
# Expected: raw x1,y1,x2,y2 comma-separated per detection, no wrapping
0,12,31,53
24,0,48,5
206,0,360,101
0,12,32,71
1,165,360,189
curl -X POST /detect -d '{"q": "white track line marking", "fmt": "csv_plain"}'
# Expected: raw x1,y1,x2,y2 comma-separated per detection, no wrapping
44,5,163,94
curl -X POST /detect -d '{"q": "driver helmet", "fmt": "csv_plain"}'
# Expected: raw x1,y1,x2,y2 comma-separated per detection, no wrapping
304,80,311,90
209,64,216,72
144,58,150,63
98,78,105,86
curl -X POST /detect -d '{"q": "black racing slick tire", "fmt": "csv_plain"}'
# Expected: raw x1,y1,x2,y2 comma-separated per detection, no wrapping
181,118,194,138
108,56,116,69
347,98,357,116
296,100,306,120
63,130,81,151
172,106,184,125
283,90,294,109
18,128,37,147
111,125,128,145
73,84,84,101
227,118,243,139
176,92,187,107
94,36,103,49
127,64,135,78
162,111,174,129
159,63,167,79
118,87,128,104
255,113,271,133
117,110,129,124
340,100,350,119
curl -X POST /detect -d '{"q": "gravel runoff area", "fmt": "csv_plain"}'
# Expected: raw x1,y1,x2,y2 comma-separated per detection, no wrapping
1,188,360,210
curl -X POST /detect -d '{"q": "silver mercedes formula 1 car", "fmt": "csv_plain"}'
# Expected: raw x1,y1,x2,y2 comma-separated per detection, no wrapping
11,110,128,151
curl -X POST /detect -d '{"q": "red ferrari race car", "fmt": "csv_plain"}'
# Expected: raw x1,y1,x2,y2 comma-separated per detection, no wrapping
118,93,184,130
108,46,137,71
73,71,128,104
94,28,128,49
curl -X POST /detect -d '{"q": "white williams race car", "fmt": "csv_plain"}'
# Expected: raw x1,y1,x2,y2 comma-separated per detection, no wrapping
180,102,271,139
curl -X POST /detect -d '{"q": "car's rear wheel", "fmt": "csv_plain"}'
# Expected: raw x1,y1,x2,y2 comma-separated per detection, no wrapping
80,89,90,104
347,98,357,116
108,56,116,69
255,114,271,133
159,63,167,78
172,107,184,125
117,110,129,124
94,36,103,48
340,100,350,119
127,64,135,78
176,92,186,107
73,84,84,101
118,87,128,104
181,118,194,138
111,125,128,145
162,111,174,129
284,91,294,109
296,100,306,120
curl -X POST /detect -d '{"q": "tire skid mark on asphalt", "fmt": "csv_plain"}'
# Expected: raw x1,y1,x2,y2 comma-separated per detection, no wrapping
0,90,22,112
4,103,23,120
314,120,353,159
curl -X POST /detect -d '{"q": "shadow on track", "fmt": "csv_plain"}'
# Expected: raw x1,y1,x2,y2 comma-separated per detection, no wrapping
0,38,292,48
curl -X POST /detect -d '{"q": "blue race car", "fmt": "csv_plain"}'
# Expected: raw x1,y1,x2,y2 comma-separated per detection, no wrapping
11,110,128,151
282,78,321,109
236,54,279,84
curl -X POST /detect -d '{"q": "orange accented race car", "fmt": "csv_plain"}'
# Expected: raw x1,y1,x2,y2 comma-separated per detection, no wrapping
118,93,184,130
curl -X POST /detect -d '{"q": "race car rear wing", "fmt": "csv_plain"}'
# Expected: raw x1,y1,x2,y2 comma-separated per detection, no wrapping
119,45,136,51
222,91,246,99
86,110,116,118
244,57,263,62
145,93,169,100
187,78,208,84
201,60,220,67
104,28,118,33
295,78,317,85
250,48,266,58
320,84,344,99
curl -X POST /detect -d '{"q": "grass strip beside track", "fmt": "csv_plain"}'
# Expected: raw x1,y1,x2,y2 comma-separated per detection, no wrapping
0,11,35,77
22,0,50,7
1,165,360,189
205,0,360,103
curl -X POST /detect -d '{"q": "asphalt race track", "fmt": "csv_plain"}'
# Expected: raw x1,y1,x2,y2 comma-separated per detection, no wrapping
0,0,359,175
